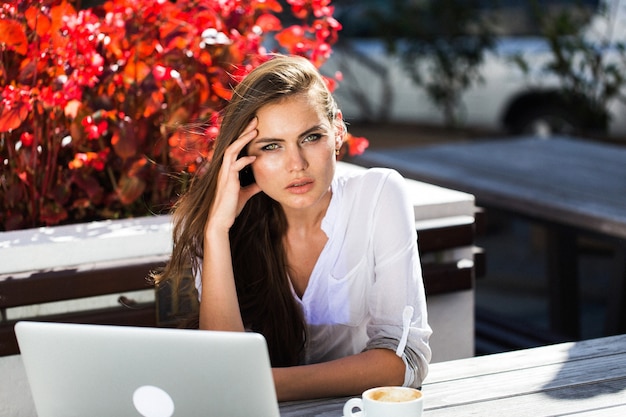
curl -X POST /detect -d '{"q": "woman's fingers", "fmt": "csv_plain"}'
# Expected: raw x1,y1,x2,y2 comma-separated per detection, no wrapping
241,116,258,137
232,155,256,172
222,117,258,188
208,118,261,231
225,117,258,160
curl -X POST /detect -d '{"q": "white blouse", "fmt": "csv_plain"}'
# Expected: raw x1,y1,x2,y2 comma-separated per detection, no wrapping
297,167,431,387
196,167,432,387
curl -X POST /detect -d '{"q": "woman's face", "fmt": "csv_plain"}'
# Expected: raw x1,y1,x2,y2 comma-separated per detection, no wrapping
246,91,341,214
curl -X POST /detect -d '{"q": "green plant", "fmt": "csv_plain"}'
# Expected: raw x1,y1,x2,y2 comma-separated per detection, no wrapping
0,0,368,231
512,0,626,135
374,0,498,128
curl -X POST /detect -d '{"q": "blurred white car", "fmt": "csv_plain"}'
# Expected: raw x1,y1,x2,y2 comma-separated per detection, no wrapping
322,0,626,139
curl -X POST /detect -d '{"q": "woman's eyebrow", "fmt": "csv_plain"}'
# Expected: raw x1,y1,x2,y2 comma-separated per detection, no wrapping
253,137,285,144
252,124,326,144
299,124,325,138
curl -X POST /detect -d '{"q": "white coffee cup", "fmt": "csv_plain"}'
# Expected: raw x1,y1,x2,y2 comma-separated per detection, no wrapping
343,386,423,417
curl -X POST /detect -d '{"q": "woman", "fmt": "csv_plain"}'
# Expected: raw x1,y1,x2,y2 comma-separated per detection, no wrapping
157,55,431,401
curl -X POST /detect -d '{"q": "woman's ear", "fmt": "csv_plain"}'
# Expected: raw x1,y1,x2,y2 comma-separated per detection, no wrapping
334,110,345,151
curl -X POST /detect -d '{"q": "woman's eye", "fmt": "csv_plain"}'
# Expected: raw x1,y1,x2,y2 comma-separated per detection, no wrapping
262,143,279,151
303,133,322,143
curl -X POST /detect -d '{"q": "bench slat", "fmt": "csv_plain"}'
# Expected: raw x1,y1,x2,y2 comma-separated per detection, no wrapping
419,222,474,252
0,262,163,309
0,303,156,356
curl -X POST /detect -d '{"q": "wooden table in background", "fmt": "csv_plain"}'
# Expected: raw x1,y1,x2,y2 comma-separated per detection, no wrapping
352,135,626,338
280,334,626,416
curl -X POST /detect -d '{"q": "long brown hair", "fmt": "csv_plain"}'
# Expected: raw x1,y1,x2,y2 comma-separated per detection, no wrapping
155,55,342,367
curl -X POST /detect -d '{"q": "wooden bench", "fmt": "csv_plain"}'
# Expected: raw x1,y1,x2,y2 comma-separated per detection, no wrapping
0,260,162,356
0,228,481,356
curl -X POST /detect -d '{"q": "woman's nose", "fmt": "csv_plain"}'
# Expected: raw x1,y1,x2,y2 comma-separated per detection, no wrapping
286,147,308,171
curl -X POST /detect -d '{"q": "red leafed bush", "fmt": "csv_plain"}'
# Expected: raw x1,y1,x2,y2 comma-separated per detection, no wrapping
0,0,368,231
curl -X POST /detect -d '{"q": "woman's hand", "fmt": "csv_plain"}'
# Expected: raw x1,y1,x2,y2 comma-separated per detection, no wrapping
206,118,262,236
199,119,260,332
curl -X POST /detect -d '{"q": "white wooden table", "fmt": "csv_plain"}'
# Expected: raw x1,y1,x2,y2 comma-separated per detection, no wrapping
3,334,625,416
280,334,626,416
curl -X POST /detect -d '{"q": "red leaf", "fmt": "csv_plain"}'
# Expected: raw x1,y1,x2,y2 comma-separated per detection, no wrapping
49,1,76,50
128,157,148,177
255,14,282,32
25,6,51,37
117,175,146,205
194,73,210,104
165,106,191,127
158,19,186,42
111,128,138,159
0,19,28,55
18,57,38,84
17,171,29,184
50,1,76,33
40,202,68,226
346,134,369,156
123,59,152,84
142,90,164,118
257,0,283,12
71,198,92,210
136,39,158,59
168,129,210,169
197,50,214,67
211,80,233,100
0,101,30,132
72,172,103,201
275,25,307,49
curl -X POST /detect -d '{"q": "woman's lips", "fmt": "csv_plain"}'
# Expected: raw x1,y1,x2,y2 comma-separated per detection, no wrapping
286,178,314,194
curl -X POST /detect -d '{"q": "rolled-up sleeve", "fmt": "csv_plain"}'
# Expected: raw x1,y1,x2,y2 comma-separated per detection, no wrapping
363,169,432,388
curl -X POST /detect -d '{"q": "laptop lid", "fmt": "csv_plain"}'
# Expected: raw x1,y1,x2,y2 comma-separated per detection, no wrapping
15,321,280,417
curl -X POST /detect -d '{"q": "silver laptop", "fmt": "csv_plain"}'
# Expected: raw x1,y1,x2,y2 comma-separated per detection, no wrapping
15,321,280,417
